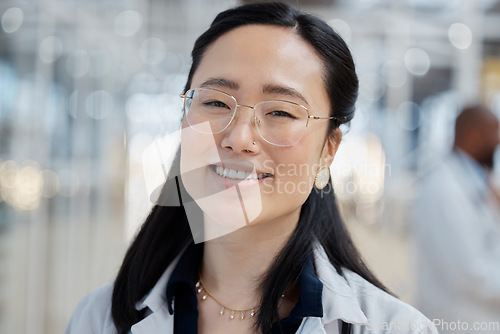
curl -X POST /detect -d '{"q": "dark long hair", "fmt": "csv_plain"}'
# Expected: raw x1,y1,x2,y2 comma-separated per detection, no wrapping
112,2,388,333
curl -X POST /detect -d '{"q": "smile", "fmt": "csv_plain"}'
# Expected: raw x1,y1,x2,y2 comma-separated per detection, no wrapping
212,165,272,180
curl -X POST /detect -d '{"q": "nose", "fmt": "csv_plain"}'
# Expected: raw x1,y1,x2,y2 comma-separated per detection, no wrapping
220,105,260,154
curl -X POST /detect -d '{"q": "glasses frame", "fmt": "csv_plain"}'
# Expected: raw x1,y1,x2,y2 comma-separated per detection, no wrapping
180,87,339,147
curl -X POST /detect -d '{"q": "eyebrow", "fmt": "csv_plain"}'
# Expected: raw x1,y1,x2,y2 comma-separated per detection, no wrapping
262,84,309,105
199,77,308,105
200,78,239,90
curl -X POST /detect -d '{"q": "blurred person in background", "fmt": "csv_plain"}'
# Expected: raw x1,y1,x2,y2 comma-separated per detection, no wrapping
66,2,437,334
413,105,500,333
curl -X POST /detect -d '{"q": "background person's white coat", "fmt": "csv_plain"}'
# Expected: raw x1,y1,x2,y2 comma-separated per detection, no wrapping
413,149,500,333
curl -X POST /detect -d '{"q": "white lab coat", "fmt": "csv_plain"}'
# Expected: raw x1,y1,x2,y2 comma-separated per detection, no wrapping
66,245,436,334
412,150,500,333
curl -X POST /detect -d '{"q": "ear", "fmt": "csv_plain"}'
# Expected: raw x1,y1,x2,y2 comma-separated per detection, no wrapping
320,128,342,167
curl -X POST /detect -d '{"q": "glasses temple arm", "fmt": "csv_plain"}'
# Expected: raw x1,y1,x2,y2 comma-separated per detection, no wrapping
308,116,334,120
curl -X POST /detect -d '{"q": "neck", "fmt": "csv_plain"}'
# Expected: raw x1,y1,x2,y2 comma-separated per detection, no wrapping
200,209,300,309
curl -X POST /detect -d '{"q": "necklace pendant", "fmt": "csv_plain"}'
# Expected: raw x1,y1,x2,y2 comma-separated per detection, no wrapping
240,312,245,320
250,309,255,317
196,281,203,294
230,310,235,320
202,294,207,300
219,307,224,316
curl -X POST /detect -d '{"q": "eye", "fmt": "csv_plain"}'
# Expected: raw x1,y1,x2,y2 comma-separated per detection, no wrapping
204,100,231,109
267,110,296,119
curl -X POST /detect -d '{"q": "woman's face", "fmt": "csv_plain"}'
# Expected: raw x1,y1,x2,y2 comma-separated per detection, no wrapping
180,24,339,239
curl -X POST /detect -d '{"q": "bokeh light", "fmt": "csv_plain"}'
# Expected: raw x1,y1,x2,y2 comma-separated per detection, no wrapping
0,160,44,211
113,10,142,37
448,23,473,50
39,36,64,63
1,7,23,33
404,48,431,76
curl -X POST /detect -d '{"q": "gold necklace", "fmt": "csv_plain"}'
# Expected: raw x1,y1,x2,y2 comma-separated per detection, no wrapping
196,278,257,320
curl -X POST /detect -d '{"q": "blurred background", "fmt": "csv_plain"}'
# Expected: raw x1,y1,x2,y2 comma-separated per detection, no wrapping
1,0,500,332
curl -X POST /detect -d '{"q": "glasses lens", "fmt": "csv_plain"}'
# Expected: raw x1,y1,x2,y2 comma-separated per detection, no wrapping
184,89,236,134
255,101,308,146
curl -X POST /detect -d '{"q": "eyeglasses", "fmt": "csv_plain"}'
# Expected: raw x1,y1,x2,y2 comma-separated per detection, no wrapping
180,88,338,147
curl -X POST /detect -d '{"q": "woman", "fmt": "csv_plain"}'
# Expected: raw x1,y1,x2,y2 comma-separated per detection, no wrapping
66,2,437,333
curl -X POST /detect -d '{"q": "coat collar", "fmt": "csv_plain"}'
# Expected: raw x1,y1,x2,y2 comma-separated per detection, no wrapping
312,244,368,326
130,244,368,333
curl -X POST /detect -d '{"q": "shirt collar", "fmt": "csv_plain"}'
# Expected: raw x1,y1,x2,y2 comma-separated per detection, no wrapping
135,254,182,313
134,243,198,313
288,253,323,319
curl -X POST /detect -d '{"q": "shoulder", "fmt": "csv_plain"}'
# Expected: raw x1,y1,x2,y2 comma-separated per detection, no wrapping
313,246,437,333
65,283,117,334
64,248,187,334
341,269,436,333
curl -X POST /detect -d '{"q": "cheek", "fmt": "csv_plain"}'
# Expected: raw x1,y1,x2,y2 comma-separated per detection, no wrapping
181,128,208,170
275,165,316,198
266,144,322,199
180,118,224,164
180,127,220,194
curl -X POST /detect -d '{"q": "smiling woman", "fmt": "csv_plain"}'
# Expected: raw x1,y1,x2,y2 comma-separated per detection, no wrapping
65,3,437,334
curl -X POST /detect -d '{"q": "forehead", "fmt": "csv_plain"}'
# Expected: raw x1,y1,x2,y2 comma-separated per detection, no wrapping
191,24,329,111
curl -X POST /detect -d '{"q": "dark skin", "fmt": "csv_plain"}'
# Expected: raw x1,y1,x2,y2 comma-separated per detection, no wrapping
453,106,500,170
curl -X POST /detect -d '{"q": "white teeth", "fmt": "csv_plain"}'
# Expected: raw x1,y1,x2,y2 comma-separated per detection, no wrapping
228,169,237,179
213,166,269,180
